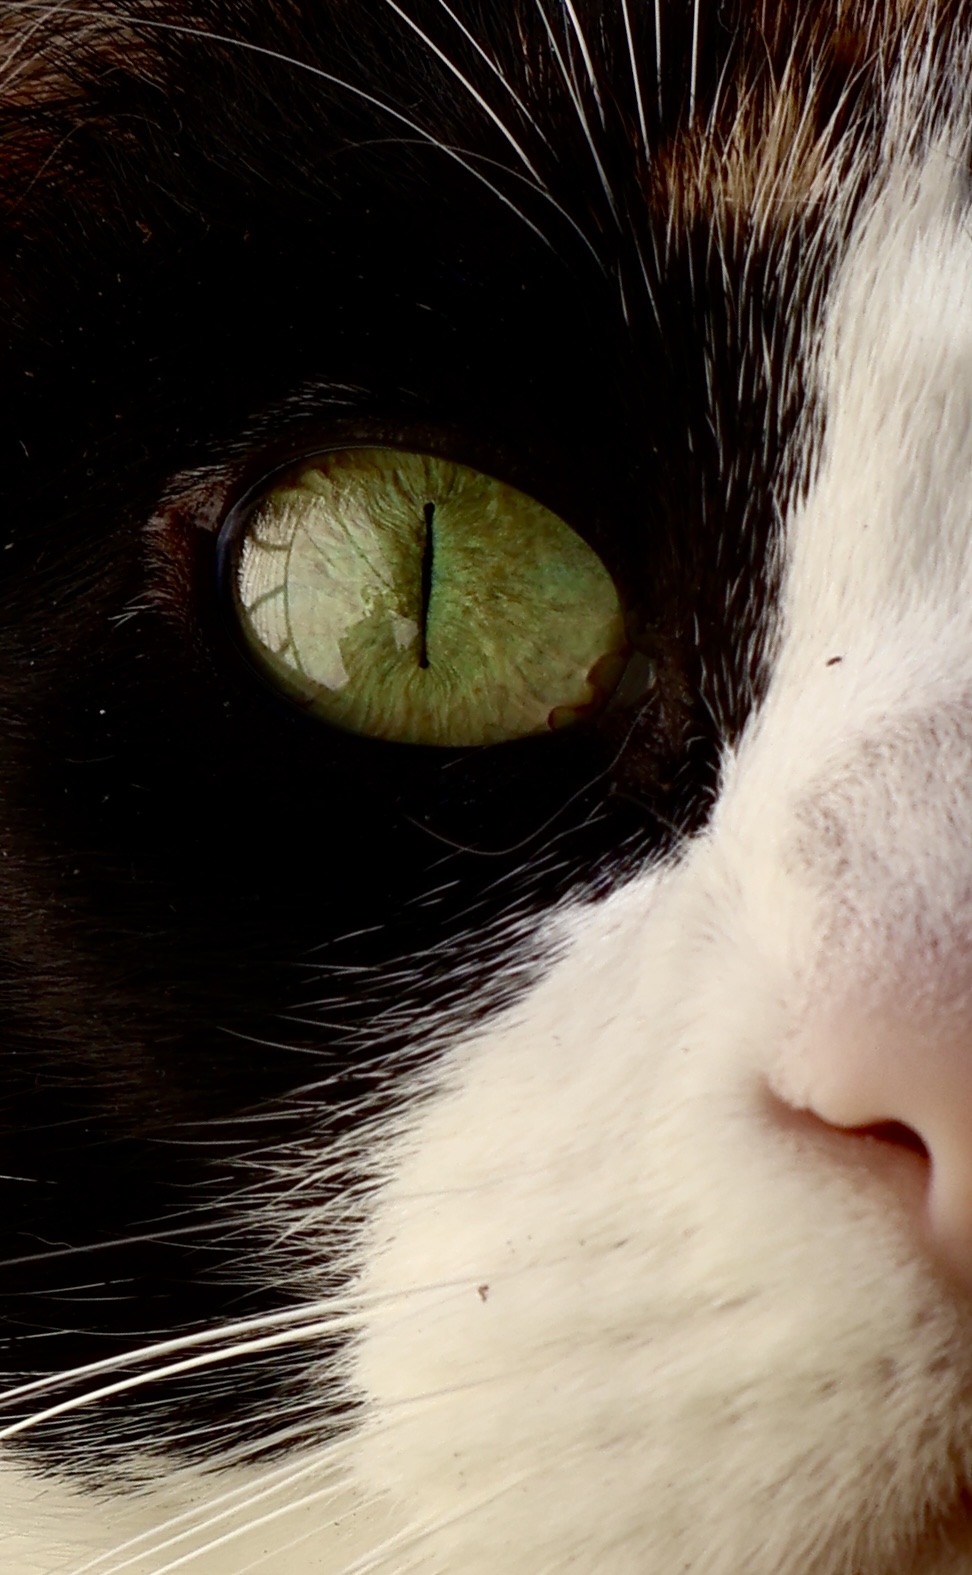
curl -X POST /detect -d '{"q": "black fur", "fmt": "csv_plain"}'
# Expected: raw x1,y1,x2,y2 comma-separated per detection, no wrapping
0,0,868,1474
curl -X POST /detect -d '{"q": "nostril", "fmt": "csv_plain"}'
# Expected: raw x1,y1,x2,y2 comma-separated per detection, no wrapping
769,1009,972,1285
846,1121,930,1160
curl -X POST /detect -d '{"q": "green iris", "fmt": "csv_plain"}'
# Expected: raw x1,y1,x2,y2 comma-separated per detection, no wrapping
234,448,626,747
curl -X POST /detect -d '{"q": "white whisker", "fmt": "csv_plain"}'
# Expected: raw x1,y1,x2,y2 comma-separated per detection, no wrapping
0,1215,258,1272
634,226,661,326
0,1301,338,1411
0,3,555,246
690,0,701,123
146,1448,543,1575
116,1478,351,1575
0,0,77,86
654,0,663,118
427,0,551,144
0,1318,349,1442
72,1451,343,1575
620,0,649,161
318,1458,545,1575
378,0,545,183
617,262,631,327
560,0,604,120
0,1269,498,1438
532,0,620,221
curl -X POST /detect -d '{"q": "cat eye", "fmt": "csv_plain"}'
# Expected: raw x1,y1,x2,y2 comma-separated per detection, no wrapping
227,447,627,747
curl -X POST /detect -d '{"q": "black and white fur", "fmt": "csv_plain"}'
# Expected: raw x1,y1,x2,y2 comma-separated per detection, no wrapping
2,1,972,1570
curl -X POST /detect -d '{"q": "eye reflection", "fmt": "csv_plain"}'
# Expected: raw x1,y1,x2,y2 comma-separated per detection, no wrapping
232,447,627,747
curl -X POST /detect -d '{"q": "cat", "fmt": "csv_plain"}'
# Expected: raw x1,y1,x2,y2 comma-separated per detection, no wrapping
2,0,972,1570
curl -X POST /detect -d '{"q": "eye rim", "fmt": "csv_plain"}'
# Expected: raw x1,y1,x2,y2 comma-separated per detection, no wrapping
216,441,635,750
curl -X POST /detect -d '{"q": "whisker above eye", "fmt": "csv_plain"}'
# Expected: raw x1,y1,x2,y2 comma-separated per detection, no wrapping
376,0,545,184
690,0,701,123
425,0,552,147
3,1,560,245
620,0,650,162
559,0,604,122
653,0,663,119
530,0,620,222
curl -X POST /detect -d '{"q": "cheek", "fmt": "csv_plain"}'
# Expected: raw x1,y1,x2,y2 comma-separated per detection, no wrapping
346,856,972,1575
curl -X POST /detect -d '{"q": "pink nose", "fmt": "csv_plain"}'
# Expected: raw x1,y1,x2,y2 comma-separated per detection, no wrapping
774,1002,972,1286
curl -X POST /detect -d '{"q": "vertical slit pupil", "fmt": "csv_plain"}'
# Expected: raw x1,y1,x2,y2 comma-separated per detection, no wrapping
419,501,435,669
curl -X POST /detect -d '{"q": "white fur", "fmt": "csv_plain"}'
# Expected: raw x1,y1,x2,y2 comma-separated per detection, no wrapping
342,141,972,1575
12,44,972,1575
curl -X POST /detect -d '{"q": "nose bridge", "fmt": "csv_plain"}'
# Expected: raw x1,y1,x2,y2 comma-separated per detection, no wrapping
769,706,972,1284
792,708,972,979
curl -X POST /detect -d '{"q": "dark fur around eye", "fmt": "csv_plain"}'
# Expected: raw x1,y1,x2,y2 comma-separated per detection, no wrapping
0,0,916,1473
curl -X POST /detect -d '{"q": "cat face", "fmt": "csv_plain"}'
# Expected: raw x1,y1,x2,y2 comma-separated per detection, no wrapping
3,2,972,1572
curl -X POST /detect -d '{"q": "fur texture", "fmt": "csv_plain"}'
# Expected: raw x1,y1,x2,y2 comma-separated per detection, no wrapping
3,2,972,1571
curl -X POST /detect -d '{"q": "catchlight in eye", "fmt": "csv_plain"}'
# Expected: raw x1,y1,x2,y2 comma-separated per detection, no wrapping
225,447,627,747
